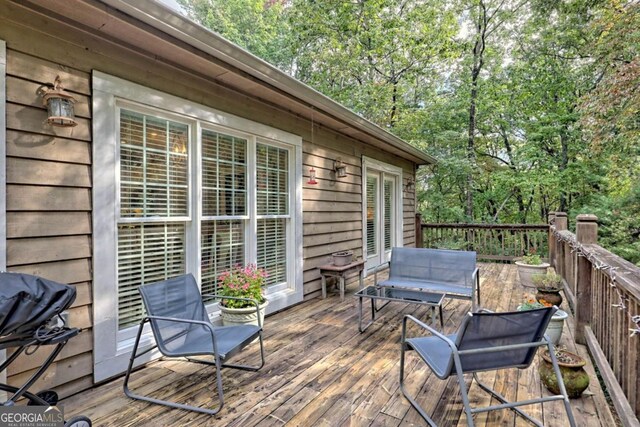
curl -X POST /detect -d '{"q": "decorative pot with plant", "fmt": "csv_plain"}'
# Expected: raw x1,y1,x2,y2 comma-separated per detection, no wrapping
539,348,590,398
532,272,564,307
517,296,568,345
218,264,268,328
515,251,550,288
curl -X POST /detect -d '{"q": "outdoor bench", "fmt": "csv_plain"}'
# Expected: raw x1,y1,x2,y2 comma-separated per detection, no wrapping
375,247,480,310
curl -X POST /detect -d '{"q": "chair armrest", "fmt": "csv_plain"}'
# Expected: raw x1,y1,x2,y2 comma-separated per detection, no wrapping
146,315,220,353
402,314,457,351
373,262,390,286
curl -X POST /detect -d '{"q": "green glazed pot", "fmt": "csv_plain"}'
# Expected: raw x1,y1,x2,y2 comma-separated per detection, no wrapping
539,349,589,398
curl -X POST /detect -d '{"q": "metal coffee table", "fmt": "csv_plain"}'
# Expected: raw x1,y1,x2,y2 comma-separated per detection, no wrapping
355,285,444,332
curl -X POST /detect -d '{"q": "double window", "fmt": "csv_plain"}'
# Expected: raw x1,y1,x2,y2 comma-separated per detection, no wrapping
93,72,302,380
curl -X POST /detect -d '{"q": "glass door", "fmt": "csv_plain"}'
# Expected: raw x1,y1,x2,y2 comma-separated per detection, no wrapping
365,170,398,271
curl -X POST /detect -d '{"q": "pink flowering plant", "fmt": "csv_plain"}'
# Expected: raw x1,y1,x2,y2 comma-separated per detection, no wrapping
218,264,267,309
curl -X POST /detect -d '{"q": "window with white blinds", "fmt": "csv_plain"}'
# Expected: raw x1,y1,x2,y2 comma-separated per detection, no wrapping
366,175,378,257
93,72,302,380
201,220,244,299
117,109,189,330
256,143,289,287
384,178,393,252
201,129,247,300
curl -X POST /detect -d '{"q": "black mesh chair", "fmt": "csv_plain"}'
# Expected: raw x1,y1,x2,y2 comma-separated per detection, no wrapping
123,274,265,415
400,307,576,426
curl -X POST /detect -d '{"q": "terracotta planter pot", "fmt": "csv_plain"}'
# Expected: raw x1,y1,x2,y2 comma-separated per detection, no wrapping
536,288,563,307
539,349,589,398
220,299,268,328
515,261,550,288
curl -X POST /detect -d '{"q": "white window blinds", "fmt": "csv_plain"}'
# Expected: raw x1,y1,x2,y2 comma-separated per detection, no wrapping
366,175,378,257
201,129,247,299
384,178,393,252
256,143,289,286
117,109,188,330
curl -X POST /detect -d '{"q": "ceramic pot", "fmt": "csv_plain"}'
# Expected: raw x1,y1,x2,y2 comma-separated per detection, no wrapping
332,251,353,266
515,261,550,288
546,309,568,345
536,289,563,307
539,349,589,398
220,299,268,328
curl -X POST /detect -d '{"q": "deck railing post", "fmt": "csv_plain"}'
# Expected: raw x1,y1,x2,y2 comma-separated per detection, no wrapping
415,213,423,248
554,212,567,279
575,214,598,345
548,212,556,267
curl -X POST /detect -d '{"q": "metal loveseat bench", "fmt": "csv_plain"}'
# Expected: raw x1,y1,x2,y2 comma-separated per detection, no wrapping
375,247,480,310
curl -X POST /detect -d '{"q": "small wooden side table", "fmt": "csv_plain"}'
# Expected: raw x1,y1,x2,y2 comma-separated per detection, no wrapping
319,259,366,302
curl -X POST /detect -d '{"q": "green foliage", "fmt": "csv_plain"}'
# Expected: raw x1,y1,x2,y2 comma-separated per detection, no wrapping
179,0,640,265
521,253,543,266
532,272,564,291
218,265,267,309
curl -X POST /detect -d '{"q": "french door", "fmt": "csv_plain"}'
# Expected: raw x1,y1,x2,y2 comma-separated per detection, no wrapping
363,158,402,272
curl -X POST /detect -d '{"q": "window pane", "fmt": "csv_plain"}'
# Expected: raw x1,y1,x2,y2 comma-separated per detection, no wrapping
201,220,245,302
384,178,393,251
117,223,186,329
202,129,246,216
366,175,378,257
257,144,288,215
120,109,188,218
257,218,287,287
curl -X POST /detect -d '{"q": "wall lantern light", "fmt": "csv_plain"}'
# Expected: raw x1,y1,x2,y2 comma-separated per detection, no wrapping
307,167,318,185
41,76,77,127
333,159,347,178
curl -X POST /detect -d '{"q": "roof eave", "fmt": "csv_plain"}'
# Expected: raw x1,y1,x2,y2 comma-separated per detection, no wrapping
99,0,436,165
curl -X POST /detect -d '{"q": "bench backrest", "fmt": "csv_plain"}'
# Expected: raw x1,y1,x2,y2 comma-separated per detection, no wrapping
389,247,477,287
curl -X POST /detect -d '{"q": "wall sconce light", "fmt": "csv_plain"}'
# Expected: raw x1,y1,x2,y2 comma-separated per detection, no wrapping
333,159,347,178
307,167,318,185
40,76,77,127
405,179,416,192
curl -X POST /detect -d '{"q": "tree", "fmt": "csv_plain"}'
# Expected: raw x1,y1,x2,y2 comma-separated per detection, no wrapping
178,0,291,68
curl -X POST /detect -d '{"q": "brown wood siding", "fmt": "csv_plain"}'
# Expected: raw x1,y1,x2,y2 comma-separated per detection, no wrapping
4,46,93,397
0,1,419,395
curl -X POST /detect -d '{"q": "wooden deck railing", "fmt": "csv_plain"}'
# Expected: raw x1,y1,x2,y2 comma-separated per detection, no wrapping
417,219,549,262
549,212,640,426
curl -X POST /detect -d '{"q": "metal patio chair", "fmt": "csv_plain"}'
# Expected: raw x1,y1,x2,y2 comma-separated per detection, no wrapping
123,274,265,415
400,307,576,426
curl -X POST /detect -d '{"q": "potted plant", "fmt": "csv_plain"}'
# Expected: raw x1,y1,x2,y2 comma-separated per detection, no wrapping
515,251,550,288
539,347,590,398
532,272,564,307
218,264,268,328
517,296,568,345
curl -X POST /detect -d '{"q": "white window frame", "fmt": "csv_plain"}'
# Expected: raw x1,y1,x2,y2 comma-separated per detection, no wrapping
93,71,303,381
362,156,403,274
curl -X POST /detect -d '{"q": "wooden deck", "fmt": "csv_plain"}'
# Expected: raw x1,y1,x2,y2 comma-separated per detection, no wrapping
62,263,618,426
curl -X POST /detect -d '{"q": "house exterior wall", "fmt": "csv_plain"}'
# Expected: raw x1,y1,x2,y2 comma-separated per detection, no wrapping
0,1,418,396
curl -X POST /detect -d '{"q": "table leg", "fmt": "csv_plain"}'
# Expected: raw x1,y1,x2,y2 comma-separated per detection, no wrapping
321,274,327,299
439,305,444,329
359,269,364,290
340,276,345,301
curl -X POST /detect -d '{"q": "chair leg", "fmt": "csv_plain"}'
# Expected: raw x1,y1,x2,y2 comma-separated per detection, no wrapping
123,319,225,415
399,335,437,426
471,373,544,427
545,343,577,427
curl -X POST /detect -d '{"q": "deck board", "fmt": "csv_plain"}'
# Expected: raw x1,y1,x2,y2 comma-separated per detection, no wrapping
62,263,616,426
